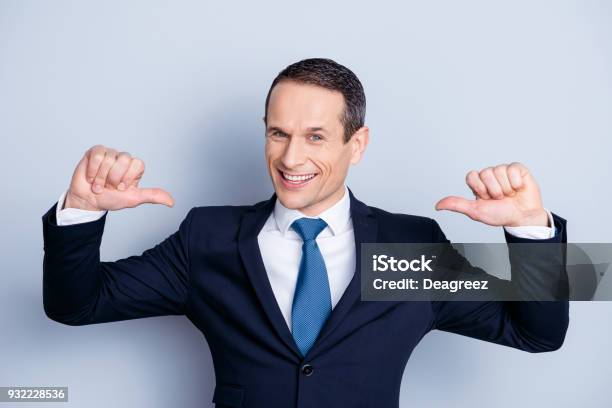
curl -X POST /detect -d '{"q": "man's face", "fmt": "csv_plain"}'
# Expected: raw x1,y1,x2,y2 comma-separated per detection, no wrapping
265,80,368,216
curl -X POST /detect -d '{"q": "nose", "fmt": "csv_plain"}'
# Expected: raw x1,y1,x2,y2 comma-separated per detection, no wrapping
281,136,307,169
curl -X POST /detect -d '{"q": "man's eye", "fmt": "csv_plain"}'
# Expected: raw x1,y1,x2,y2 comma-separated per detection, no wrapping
310,134,322,141
274,131,287,138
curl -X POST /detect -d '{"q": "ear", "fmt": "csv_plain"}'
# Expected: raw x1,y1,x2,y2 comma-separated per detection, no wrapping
349,126,369,165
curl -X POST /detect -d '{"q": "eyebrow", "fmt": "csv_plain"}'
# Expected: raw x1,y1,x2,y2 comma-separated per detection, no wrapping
306,127,325,133
267,126,287,134
266,126,327,134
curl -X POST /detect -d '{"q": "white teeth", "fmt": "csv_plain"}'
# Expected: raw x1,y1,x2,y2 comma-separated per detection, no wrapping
282,172,316,182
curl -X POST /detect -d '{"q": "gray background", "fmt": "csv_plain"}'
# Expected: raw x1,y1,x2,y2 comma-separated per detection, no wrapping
1,0,611,407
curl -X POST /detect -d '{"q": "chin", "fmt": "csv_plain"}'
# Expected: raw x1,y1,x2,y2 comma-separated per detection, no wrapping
275,191,309,210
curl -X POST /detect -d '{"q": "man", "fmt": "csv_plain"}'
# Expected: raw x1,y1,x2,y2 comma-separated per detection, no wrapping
42,58,569,408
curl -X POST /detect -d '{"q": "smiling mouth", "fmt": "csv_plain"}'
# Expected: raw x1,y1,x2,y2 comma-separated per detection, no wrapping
277,169,318,187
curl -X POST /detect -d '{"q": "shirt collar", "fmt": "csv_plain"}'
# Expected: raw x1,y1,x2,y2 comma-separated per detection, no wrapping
273,184,351,236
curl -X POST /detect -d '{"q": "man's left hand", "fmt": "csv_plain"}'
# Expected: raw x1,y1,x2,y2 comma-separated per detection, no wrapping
435,162,550,227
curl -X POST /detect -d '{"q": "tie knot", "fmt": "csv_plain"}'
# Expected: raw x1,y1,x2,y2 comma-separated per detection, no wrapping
291,217,327,242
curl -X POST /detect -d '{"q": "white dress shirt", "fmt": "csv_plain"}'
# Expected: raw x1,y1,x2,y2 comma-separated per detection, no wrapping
54,186,556,331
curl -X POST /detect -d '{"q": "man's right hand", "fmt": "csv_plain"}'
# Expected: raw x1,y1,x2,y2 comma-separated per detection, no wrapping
64,145,174,211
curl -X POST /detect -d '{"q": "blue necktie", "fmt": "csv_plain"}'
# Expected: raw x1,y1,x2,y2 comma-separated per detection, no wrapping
291,217,332,357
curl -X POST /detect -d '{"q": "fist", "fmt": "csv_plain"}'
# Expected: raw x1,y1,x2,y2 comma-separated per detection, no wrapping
64,145,174,211
435,162,549,227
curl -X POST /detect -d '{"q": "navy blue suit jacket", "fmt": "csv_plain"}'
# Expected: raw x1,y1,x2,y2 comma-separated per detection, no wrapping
42,188,569,408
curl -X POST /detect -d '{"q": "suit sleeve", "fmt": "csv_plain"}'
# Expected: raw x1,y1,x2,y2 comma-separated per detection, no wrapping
430,214,570,352
42,202,195,326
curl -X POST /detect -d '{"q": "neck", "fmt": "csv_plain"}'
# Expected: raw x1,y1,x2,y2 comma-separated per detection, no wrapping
298,185,346,217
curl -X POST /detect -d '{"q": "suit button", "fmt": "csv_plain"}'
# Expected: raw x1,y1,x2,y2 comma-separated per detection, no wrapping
301,364,314,376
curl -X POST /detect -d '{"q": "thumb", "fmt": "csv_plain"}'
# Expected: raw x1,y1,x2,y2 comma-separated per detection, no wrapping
435,196,477,218
133,187,175,207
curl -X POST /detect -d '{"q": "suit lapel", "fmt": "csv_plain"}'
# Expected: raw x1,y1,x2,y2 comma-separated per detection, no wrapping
305,187,378,360
237,193,303,360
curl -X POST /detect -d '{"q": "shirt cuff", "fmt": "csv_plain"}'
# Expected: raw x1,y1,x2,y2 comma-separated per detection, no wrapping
56,190,107,226
503,208,556,239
